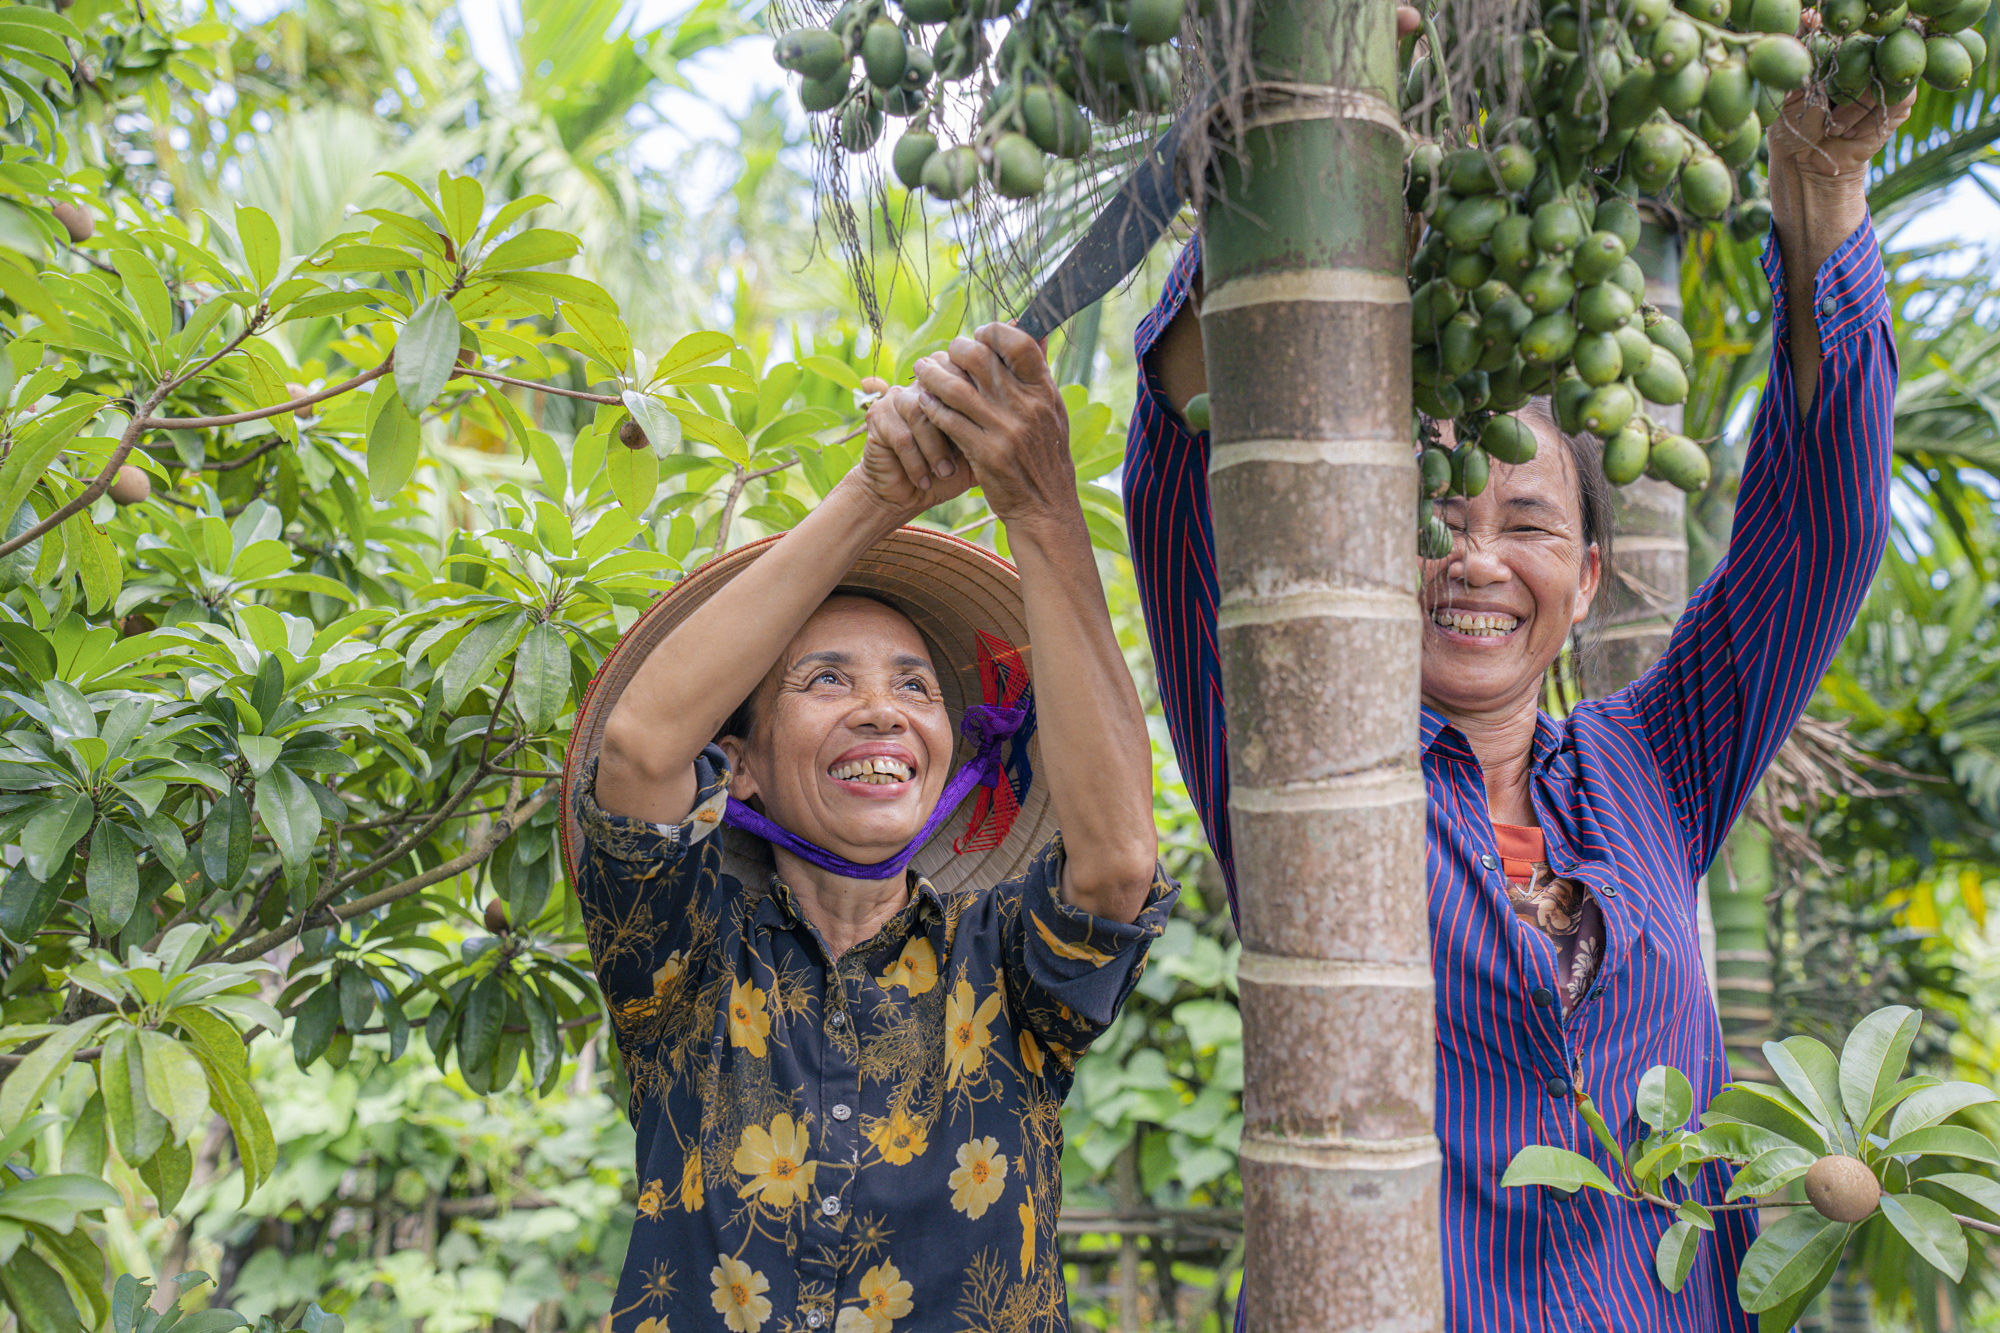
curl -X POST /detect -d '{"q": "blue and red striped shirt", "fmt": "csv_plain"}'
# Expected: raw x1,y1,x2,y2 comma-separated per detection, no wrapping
1123,221,1896,1331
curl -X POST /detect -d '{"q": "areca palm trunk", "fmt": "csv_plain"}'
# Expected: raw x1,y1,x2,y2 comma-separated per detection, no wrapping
1200,2,1441,1326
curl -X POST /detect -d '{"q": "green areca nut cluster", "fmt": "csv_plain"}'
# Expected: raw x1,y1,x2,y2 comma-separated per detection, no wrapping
775,0,1190,202
1404,0,1993,557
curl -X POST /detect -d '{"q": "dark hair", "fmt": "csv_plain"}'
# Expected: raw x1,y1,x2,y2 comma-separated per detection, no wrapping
714,587,927,746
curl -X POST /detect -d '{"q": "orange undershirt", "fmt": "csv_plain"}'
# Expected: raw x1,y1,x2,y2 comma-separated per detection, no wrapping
1492,822,1604,1014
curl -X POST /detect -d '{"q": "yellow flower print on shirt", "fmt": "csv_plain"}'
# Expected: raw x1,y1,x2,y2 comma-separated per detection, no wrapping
877,936,939,996
635,1319,669,1333
711,1255,773,1333
680,1148,705,1211
948,1137,1009,1219
1017,1029,1044,1077
734,1113,818,1209
636,1177,667,1220
865,1110,929,1166
1019,1197,1036,1272
853,1260,914,1332
728,975,771,1057
944,979,1004,1089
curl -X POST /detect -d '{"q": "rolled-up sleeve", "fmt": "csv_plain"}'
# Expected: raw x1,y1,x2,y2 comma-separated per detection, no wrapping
999,834,1178,1066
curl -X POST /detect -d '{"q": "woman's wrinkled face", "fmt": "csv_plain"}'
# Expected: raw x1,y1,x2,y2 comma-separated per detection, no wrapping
1419,417,1601,721
720,596,956,865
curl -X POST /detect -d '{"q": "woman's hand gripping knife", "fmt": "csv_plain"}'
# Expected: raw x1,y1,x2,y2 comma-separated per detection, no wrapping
595,386,975,829
885,324,1160,923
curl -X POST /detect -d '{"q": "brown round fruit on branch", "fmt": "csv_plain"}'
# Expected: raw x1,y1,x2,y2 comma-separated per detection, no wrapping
484,898,511,934
618,420,649,451
108,465,151,507
1803,1154,1881,1223
119,613,157,638
286,382,317,419
50,201,93,244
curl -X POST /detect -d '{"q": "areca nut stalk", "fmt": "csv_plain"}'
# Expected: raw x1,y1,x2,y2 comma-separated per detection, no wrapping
1200,0,1442,1325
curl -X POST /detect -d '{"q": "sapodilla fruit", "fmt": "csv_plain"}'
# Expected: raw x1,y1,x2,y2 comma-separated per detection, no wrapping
618,420,649,451
1803,1154,1881,1223
50,201,93,243
485,898,512,934
108,465,151,506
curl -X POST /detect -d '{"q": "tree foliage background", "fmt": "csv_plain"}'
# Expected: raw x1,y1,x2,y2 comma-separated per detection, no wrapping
2,0,2000,1330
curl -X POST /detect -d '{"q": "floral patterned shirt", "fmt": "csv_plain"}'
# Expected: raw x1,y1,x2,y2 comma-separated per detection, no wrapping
1493,821,1603,1014
574,747,1177,1333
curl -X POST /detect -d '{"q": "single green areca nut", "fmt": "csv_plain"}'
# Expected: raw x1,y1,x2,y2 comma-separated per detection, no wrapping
893,130,939,187
1454,444,1492,497
1628,120,1689,189
1578,281,1638,332
900,46,934,89
1184,393,1210,431
1907,0,1958,16
1082,23,1134,81
1609,62,1663,131
1748,0,1803,29
1519,262,1578,312
1554,373,1593,433
1678,155,1733,218
1519,310,1580,365
1755,79,1786,124
1657,59,1710,111
838,100,886,152
1934,0,1991,25
1530,200,1585,254
1628,0,1674,28
1482,293,1536,343
1652,17,1702,69
1601,424,1651,484
1704,57,1755,127
1645,309,1695,370
1862,0,1909,28
921,143,981,199
1444,195,1511,250
1959,28,1988,67
1488,360,1533,410
1446,147,1499,194
1717,114,1762,168
1448,252,1497,291
1126,0,1186,43
1749,34,1812,87
1875,27,1928,83
1480,414,1541,465
799,63,853,112
1440,313,1484,378
1580,381,1638,435
1420,513,1455,558
1414,378,1465,419
1412,279,1463,343
1572,230,1630,285
1022,85,1090,157
1456,371,1492,413
1923,34,1973,88
1615,322,1656,371
1491,214,1537,275
1421,447,1455,497
1633,343,1691,405
1470,279,1512,315
1414,345,1443,384
1494,144,1538,193
1825,0,1869,30
1574,330,1625,385
777,28,849,78
862,20,909,87
988,133,1047,198
1547,4,1583,49
904,0,960,20
1651,433,1711,491
1595,198,1643,251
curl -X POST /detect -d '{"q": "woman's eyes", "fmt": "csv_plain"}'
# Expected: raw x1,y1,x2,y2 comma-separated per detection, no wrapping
811,670,842,686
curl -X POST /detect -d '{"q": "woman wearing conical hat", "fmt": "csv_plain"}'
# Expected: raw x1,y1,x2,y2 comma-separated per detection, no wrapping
565,323,1175,1333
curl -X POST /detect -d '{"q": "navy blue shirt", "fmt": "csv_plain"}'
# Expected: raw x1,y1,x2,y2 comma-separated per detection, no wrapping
574,748,1178,1333
1123,222,1895,1331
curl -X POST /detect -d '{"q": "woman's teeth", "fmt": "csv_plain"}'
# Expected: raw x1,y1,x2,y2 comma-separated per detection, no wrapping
1434,610,1519,638
830,757,913,784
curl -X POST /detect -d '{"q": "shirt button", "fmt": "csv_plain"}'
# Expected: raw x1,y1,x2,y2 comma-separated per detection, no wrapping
829,1010,846,1029
1821,295,1838,317
1479,853,1499,871
807,1313,827,1329
1546,1075,1571,1098
832,1103,853,1121
822,1196,842,1216
1600,882,1619,899
1531,986,1556,1008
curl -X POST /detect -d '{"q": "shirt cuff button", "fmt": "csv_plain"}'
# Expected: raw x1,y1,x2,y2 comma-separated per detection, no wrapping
1821,295,1838,317
1480,853,1499,871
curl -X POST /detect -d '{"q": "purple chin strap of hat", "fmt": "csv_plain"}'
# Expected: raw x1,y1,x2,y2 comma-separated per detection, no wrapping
722,702,1029,880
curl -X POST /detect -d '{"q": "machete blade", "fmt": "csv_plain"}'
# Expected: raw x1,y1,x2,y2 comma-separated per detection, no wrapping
1014,107,1199,342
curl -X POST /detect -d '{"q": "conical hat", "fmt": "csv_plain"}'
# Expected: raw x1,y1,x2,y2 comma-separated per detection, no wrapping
560,526,1051,897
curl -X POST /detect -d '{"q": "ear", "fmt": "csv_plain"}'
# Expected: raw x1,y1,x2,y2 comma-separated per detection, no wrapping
716,735,761,803
1572,541,1603,626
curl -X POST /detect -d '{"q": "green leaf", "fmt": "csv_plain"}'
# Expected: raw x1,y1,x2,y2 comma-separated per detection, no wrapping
0,1015,110,1133
110,248,173,338
522,981,559,1089
440,611,528,713
1880,1192,1968,1281
801,354,861,391
1736,1211,1850,1313
291,984,338,1069
85,818,138,935
337,965,375,1033
1637,1065,1694,1133
1704,1084,1828,1155
395,294,462,414
1764,1036,1846,1132
479,228,578,271
243,354,298,445
1656,1219,1700,1292
650,329,734,382
459,973,503,1074
235,205,280,288
1880,1124,2000,1164
255,765,322,883
0,255,68,338
135,1030,210,1147
21,793,91,881
0,860,66,942
0,1248,81,1333
512,621,568,734
366,392,424,501
622,389,684,459
1724,1145,1816,1201
1499,1145,1620,1194
1888,1082,1999,1140
1676,1199,1715,1231
71,518,121,615
238,734,282,778
606,438,657,518
201,788,251,892
438,171,484,247
1839,1005,1921,1128
1922,1172,2000,1216
101,1027,167,1166
137,1135,192,1215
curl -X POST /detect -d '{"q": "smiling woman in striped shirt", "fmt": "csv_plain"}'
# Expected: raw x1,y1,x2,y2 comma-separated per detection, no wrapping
1119,90,1910,1331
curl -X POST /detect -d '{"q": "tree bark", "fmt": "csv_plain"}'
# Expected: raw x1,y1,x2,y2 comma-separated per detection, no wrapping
1202,0,1441,1326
